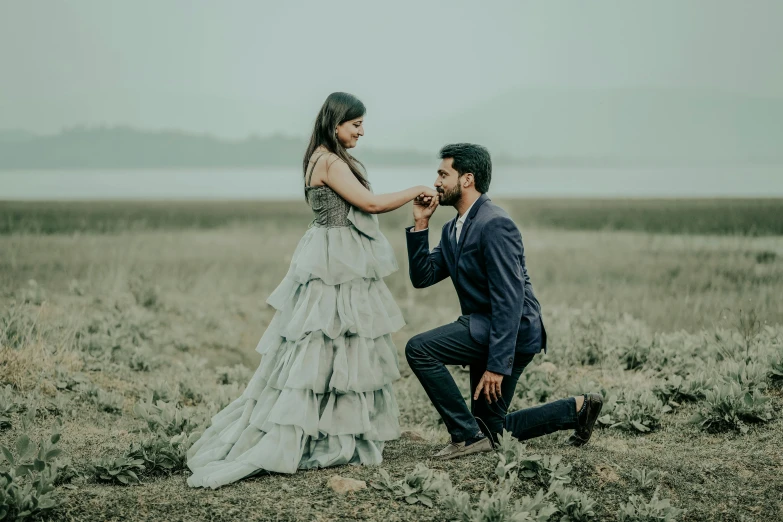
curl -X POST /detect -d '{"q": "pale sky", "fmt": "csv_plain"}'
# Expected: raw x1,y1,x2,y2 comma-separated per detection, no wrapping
1,0,782,148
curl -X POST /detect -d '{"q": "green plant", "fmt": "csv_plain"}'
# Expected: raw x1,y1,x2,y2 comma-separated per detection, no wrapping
214,364,252,385
653,372,711,404
513,454,573,488
128,275,160,309
598,390,671,433
735,306,762,361
128,347,153,372
442,477,557,522
549,482,597,522
568,313,607,366
89,456,144,485
89,388,125,414
717,359,768,391
147,378,177,402
770,350,783,385
53,370,89,392
0,386,25,417
0,302,40,349
690,382,773,433
618,487,684,521
631,468,660,490
0,386,32,430
125,432,198,475
0,418,66,521
44,395,74,417
178,378,205,406
496,429,528,465
370,464,451,507
494,431,572,487
619,340,651,371
133,399,199,437
50,456,80,487
515,366,555,404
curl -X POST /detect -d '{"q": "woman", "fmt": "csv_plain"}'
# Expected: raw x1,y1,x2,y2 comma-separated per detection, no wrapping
186,92,438,489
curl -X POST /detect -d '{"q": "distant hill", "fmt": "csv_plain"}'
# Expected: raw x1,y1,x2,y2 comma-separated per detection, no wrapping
0,127,435,170
403,88,783,164
3,87,782,170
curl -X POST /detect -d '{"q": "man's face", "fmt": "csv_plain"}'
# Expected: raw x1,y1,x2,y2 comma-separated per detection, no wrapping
435,158,463,206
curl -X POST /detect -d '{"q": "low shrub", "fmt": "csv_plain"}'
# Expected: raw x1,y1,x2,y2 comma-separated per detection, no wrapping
0,418,67,521
618,487,684,521
690,382,773,433
89,457,144,485
598,390,671,433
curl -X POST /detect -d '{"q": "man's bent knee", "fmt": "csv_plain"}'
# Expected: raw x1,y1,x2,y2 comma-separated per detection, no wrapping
405,334,428,363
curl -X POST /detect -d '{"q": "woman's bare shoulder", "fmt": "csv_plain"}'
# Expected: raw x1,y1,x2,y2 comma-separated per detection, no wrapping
308,149,343,166
308,149,346,186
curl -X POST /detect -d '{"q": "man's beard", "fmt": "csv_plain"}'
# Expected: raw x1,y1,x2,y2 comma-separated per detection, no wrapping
438,184,462,206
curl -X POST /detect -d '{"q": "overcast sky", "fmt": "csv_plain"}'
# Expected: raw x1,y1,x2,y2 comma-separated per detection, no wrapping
2,0,782,147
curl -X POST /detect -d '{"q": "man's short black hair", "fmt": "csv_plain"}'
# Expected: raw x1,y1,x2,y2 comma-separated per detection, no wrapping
438,143,492,193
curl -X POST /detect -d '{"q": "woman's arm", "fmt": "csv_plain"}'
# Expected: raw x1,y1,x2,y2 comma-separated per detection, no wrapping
325,156,436,214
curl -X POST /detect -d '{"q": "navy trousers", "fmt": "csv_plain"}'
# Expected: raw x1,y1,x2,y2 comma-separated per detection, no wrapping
405,315,578,443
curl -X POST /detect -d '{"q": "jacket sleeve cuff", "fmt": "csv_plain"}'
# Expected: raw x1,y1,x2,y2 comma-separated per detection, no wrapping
485,364,513,376
405,225,428,233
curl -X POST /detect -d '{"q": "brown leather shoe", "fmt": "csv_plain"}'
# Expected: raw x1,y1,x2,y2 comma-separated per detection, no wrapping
566,393,603,447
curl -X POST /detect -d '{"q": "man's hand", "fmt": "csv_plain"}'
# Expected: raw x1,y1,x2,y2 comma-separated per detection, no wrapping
474,370,504,404
413,193,439,230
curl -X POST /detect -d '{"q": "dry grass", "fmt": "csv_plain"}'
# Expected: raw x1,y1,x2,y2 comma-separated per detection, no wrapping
1,202,783,521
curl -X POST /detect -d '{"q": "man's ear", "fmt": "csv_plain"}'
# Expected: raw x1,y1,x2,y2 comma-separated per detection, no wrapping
464,173,475,188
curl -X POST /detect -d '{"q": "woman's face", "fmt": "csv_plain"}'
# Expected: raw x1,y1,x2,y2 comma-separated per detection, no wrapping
335,117,364,149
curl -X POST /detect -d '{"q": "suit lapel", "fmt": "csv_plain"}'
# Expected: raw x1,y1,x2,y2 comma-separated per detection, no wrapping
455,194,490,261
453,194,491,286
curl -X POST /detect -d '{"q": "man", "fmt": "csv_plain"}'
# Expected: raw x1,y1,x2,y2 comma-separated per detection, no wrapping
405,143,603,460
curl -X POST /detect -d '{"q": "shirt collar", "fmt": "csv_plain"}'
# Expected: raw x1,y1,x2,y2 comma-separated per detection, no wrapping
457,198,478,224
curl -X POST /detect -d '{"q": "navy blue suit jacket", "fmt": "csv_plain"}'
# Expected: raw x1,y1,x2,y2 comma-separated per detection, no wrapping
405,194,546,376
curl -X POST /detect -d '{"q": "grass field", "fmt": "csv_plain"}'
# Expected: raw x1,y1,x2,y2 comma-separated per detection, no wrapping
2,198,783,236
1,199,782,521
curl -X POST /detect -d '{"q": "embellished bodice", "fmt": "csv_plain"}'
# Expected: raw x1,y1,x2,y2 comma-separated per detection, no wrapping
305,185,352,227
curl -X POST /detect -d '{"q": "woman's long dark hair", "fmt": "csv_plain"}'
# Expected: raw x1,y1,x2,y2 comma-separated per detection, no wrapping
303,92,370,196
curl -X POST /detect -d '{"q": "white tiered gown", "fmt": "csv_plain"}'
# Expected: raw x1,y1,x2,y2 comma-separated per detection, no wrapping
186,186,404,489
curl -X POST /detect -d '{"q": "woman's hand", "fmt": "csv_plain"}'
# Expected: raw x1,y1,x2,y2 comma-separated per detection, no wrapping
413,190,439,226
414,185,439,205
419,186,439,198
414,186,439,205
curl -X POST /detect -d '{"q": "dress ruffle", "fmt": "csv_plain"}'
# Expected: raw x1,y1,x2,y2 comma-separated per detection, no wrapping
283,225,398,286
260,277,405,343
253,332,400,394
186,222,404,489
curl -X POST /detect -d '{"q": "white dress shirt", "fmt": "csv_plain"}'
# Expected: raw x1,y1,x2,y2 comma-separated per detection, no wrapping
455,198,478,244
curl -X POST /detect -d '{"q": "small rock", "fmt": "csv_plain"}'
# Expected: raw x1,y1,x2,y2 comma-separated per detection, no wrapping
400,430,426,441
327,475,366,494
538,362,558,373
